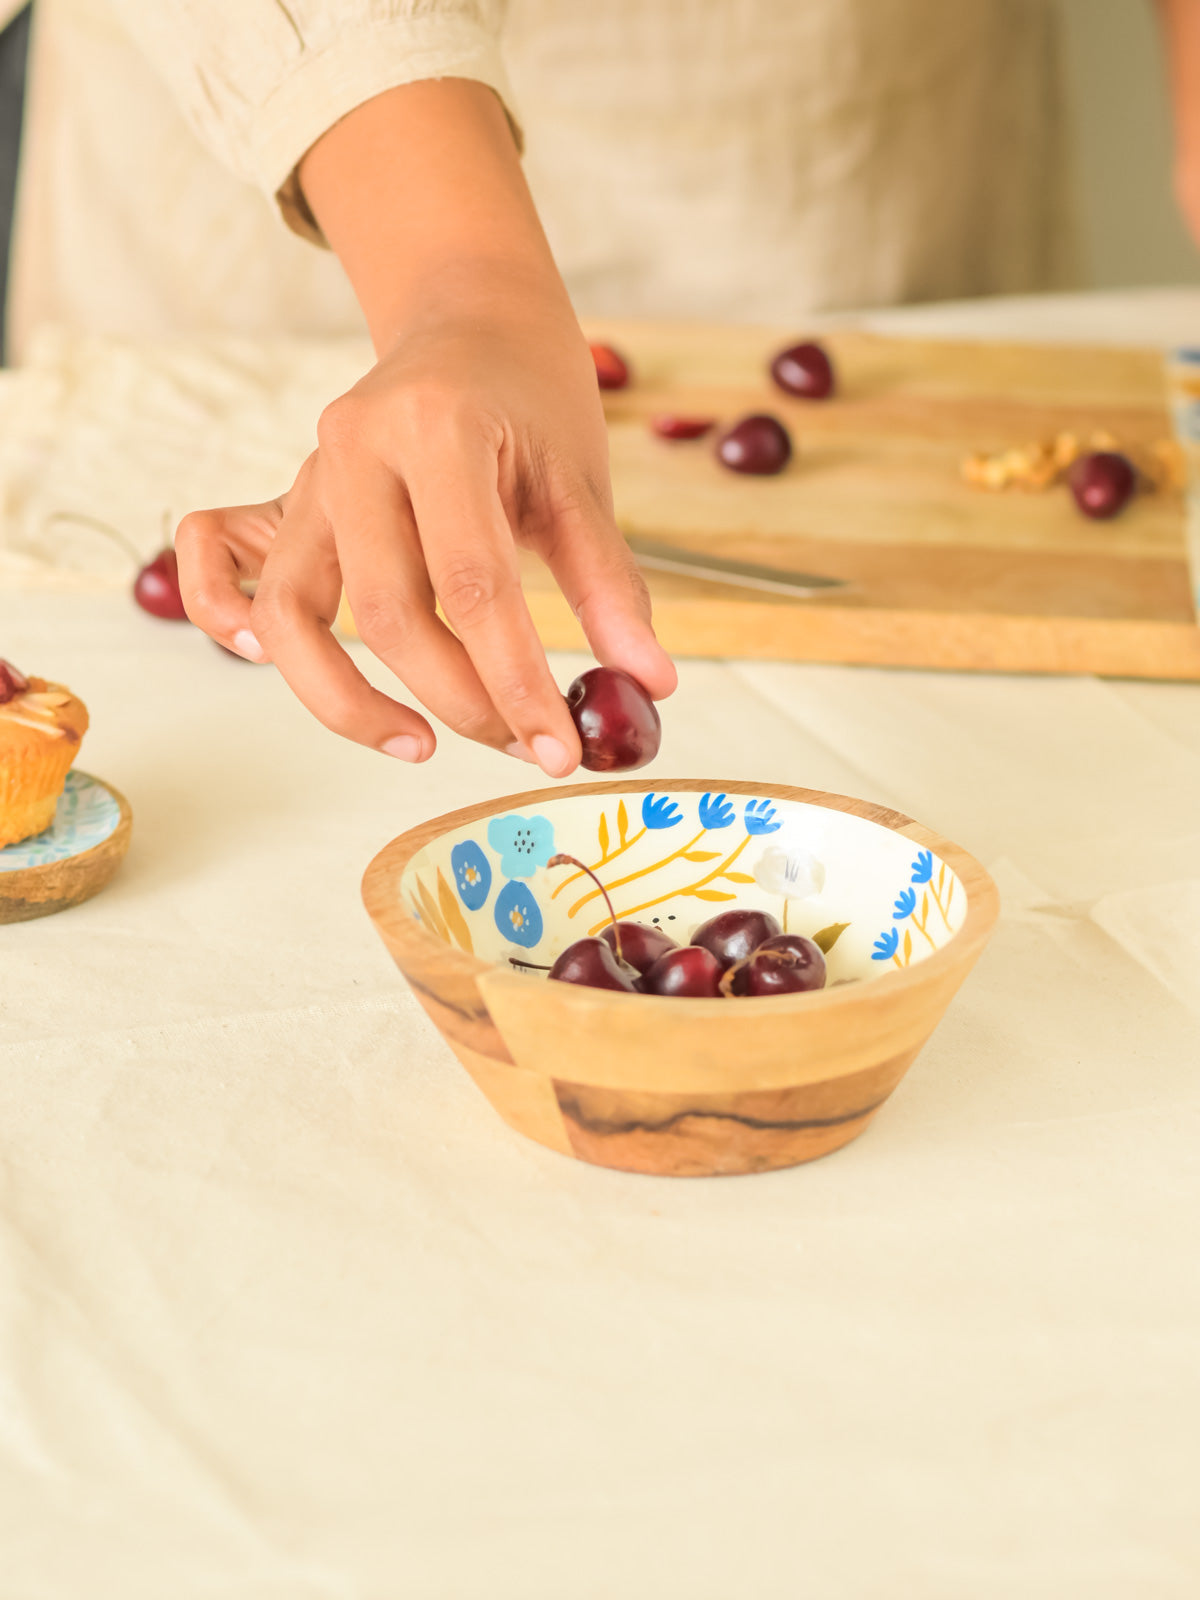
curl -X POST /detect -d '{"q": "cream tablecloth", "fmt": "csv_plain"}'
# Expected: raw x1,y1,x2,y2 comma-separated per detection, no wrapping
2,292,1200,1597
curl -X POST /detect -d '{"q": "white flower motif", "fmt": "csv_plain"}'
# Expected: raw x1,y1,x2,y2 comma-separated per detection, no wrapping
753,844,826,901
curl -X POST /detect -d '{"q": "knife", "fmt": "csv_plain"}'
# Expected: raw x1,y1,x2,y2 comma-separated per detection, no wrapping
625,534,849,598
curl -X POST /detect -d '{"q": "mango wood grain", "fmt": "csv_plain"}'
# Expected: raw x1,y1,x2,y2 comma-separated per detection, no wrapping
362,780,1000,1177
0,775,132,924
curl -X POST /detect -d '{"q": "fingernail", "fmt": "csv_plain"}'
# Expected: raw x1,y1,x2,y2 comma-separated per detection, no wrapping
505,741,538,764
531,734,572,777
381,734,424,762
232,628,265,662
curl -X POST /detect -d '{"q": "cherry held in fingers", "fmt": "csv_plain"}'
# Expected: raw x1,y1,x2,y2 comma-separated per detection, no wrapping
133,548,188,620
566,667,661,773
716,414,792,476
690,908,782,971
1069,451,1136,520
591,343,631,390
770,341,836,400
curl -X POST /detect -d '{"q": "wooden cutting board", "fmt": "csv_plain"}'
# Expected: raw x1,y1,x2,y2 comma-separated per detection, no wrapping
519,324,1200,680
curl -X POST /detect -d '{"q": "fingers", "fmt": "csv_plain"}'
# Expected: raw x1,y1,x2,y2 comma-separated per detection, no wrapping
318,451,518,754
250,482,437,761
405,431,582,778
536,500,677,700
175,500,284,661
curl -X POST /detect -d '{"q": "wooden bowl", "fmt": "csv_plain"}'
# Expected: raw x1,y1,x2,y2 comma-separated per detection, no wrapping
362,780,998,1177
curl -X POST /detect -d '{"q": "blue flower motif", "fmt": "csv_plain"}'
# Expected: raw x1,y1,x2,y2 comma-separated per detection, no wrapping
744,799,782,836
698,792,735,830
494,880,543,948
910,850,933,885
451,840,492,911
892,887,917,920
871,928,899,961
486,813,555,879
641,793,682,830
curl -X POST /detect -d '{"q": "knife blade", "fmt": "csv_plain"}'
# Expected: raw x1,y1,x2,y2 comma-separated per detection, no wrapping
625,534,849,598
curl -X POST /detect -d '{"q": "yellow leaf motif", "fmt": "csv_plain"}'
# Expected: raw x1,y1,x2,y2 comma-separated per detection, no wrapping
812,921,849,954
617,800,629,844
416,877,449,942
437,868,474,954
690,888,737,902
902,928,912,964
724,871,755,884
681,850,720,862
598,812,610,857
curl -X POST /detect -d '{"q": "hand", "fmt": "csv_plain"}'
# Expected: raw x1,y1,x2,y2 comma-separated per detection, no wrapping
175,291,676,775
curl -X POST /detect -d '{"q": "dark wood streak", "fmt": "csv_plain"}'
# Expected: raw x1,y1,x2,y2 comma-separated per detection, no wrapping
554,1089,891,1140
399,970,515,1065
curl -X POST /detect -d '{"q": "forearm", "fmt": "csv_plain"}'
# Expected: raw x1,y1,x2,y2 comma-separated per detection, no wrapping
1156,0,1200,228
298,78,565,353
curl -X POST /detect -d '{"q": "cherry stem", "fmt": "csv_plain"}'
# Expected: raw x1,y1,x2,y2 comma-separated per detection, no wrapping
508,957,552,971
548,852,623,964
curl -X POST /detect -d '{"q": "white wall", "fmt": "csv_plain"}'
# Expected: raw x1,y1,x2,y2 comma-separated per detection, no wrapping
1057,0,1200,286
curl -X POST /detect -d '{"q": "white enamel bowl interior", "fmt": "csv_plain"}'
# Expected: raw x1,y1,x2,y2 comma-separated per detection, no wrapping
399,787,966,985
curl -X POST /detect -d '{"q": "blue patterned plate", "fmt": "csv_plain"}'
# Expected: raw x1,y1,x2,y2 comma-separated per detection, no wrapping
0,770,124,872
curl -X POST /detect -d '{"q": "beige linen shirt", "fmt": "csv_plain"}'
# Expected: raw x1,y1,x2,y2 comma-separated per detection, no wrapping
8,0,1075,360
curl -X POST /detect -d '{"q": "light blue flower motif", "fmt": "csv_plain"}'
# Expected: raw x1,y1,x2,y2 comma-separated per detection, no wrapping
872,928,899,961
698,792,735,830
744,799,782,836
494,880,543,948
451,840,492,910
910,850,934,885
486,813,555,879
642,793,682,830
892,887,917,920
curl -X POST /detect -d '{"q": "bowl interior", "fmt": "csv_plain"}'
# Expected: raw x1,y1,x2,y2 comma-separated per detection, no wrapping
399,786,966,984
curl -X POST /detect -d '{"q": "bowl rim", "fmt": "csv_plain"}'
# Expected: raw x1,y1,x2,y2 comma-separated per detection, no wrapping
362,777,999,1012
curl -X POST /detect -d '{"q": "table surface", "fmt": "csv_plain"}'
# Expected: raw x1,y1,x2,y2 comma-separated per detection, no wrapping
3,291,1200,1598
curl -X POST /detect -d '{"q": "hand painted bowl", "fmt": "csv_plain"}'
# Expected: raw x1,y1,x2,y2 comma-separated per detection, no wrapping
362,780,998,1178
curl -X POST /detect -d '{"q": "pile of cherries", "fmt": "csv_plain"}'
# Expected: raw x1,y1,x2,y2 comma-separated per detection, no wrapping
0,658,29,702
543,854,826,999
591,337,835,479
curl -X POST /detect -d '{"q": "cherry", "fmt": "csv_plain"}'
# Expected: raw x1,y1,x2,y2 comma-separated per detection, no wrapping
1069,451,1136,520
690,908,782,971
770,340,836,400
722,933,826,997
641,945,725,997
133,548,188,619
591,343,631,390
0,659,29,704
650,415,716,440
566,667,661,773
548,937,640,992
600,920,677,974
715,414,792,475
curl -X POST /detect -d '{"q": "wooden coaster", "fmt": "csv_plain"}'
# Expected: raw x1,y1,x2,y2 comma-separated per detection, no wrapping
0,771,132,924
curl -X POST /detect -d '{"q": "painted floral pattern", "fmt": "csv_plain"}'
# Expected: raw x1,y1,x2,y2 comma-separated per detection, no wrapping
871,849,956,967
451,840,492,910
494,880,543,948
486,813,555,879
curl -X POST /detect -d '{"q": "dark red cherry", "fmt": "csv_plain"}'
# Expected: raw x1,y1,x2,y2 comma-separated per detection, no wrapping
600,920,678,974
133,548,188,620
770,340,835,400
566,666,661,773
1068,451,1136,520
549,937,640,992
690,908,782,971
725,933,826,997
0,659,29,703
715,414,792,475
590,343,631,390
651,415,716,440
641,945,725,997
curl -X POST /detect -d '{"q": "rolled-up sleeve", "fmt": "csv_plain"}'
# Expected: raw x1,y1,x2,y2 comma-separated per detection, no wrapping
107,1,518,243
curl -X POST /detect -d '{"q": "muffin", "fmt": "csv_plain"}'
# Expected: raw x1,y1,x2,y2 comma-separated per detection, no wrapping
0,660,90,848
